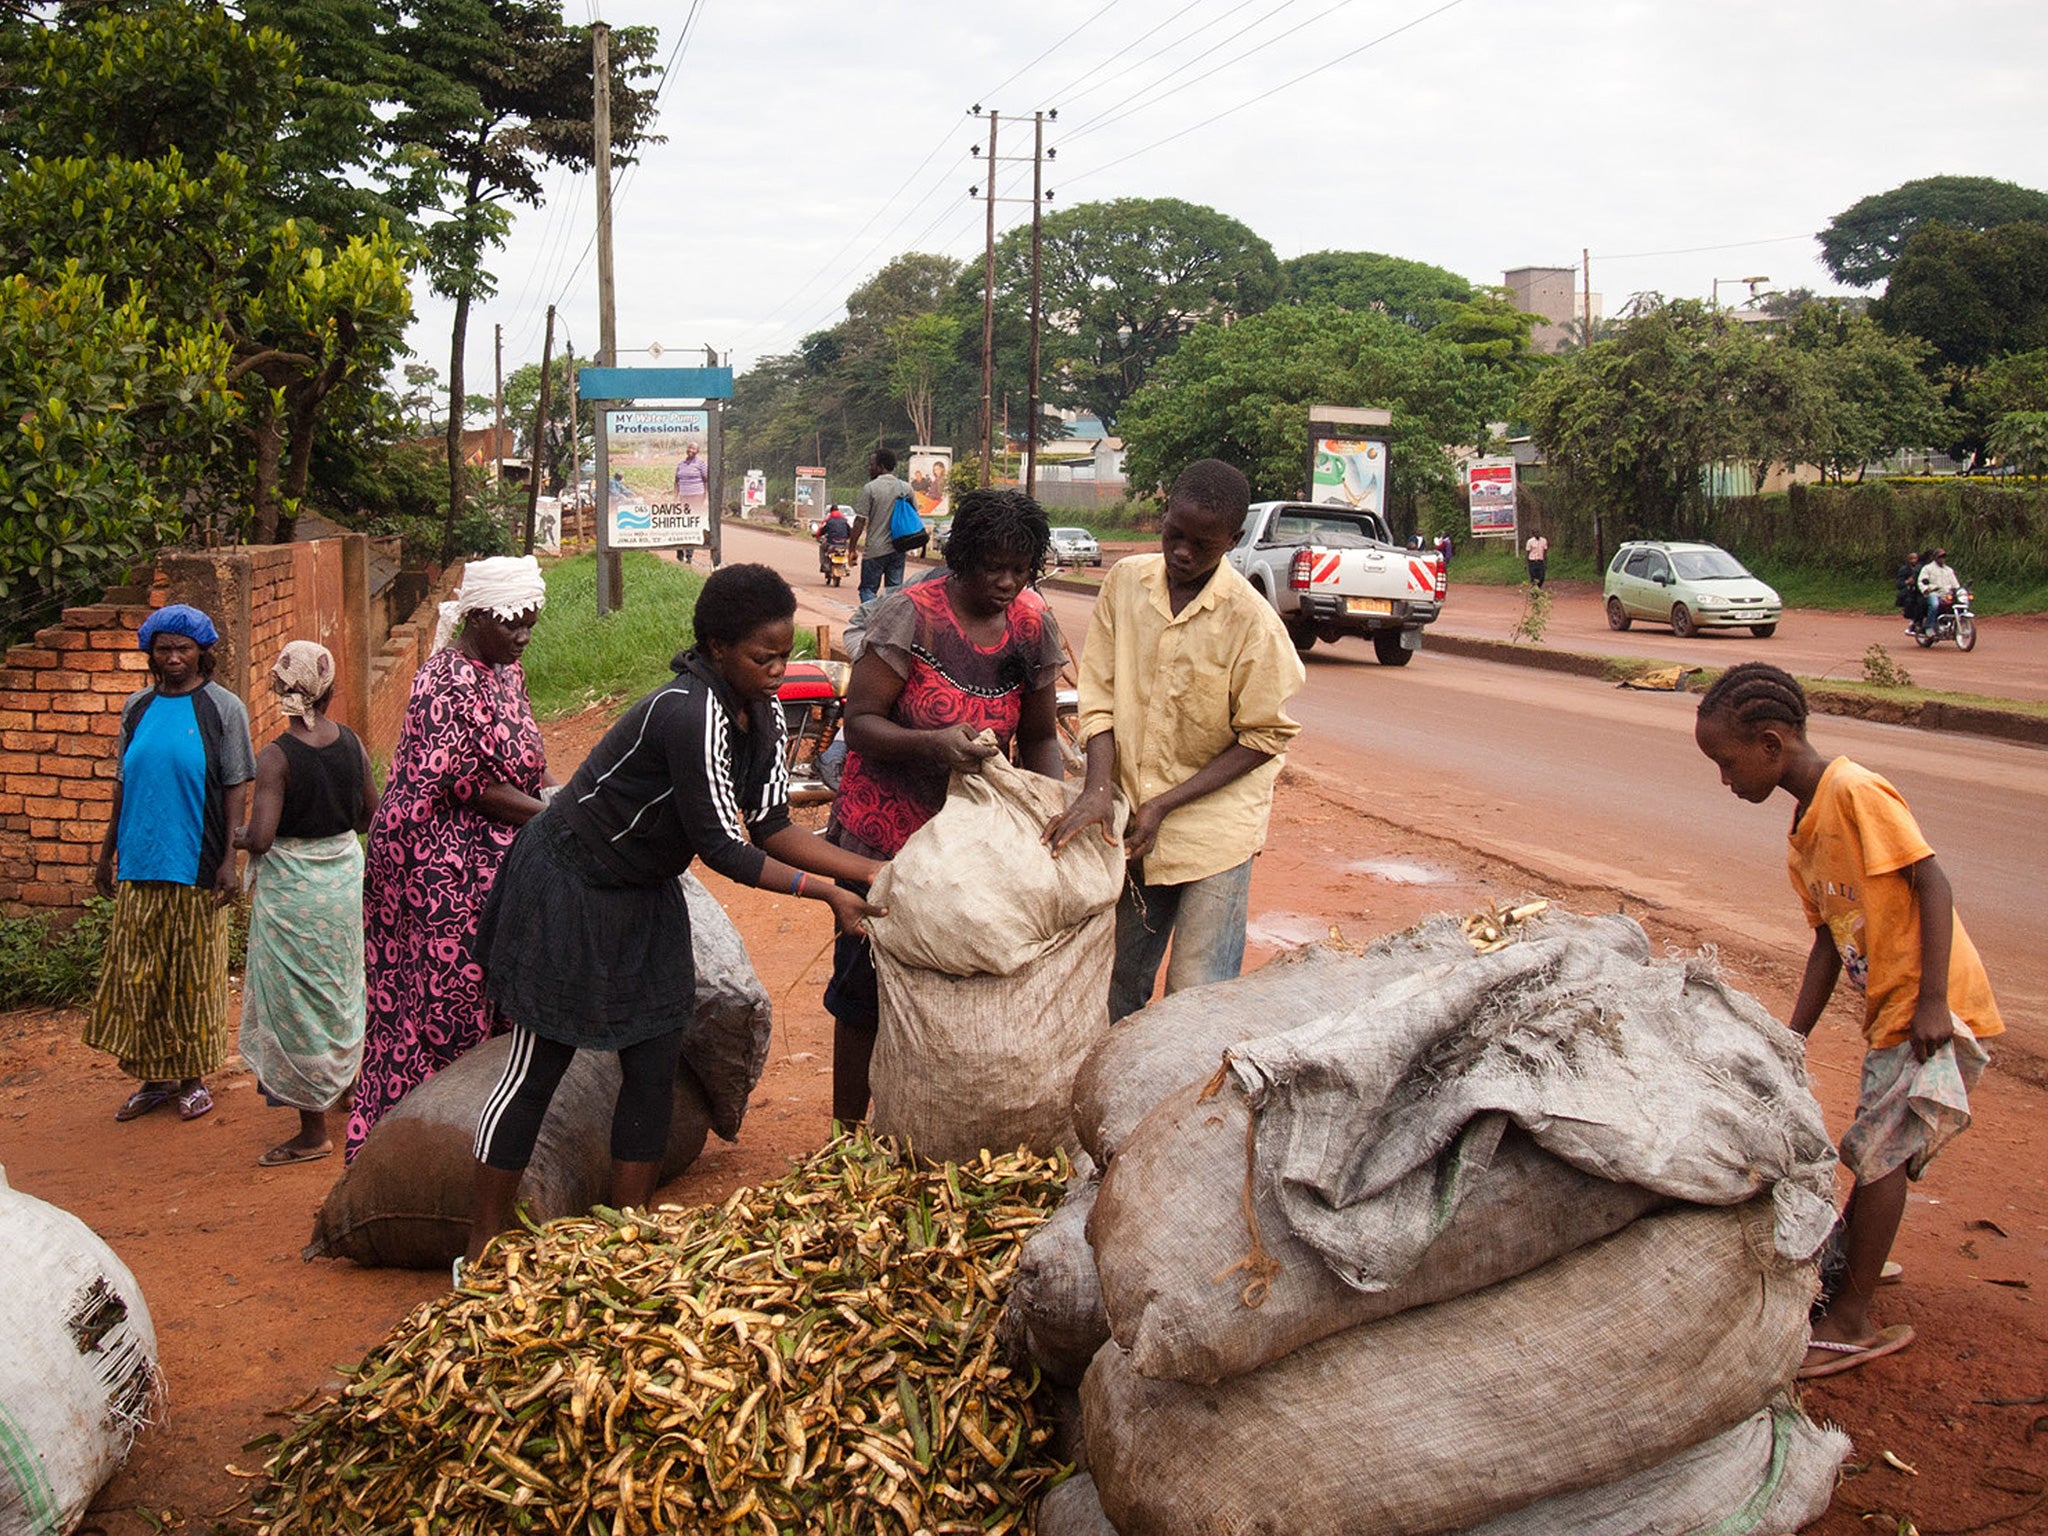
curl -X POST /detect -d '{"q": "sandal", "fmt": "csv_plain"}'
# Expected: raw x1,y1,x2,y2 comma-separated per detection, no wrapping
114,1083,178,1122
176,1082,214,1121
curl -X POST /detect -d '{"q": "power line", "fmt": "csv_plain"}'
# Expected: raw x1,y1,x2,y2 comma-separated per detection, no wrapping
1046,0,1225,114
1060,0,1310,135
1597,234,1813,261
980,0,1129,103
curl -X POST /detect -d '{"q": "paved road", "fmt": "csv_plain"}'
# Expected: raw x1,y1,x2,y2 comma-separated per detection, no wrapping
721,524,2047,1053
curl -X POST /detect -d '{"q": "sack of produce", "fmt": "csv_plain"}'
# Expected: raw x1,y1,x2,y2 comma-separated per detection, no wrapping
1084,1202,1815,1536
867,747,1124,978
0,1165,161,1535
872,912,1113,1163
1092,1084,1666,1382
263,1135,1074,1534
1455,1404,1849,1536
305,1035,713,1268
307,872,766,1269
1039,1474,1121,1536
1072,910,1648,1163
999,1176,1108,1387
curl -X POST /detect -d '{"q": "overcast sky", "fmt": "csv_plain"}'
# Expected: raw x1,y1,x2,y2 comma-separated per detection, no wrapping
418,0,2048,393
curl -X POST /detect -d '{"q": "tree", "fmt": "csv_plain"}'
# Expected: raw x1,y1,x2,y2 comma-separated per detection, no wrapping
501,350,594,492
1781,304,1952,483
888,312,960,449
1971,347,2048,416
1428,288,1550,381
1819,175,2048,288
1118,303,1512,517
994,197,1279,429
1279,250,1472,328
1988,411,2048,480
1873,219,2048,377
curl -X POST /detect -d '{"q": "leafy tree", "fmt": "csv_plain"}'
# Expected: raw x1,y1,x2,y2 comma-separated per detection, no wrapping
888,312,960,450
1118,303,1512,519
501,350,595,492
994,197,1279,429
1970,347,2048,416
1819,175,2048,288
1279,250,1472,328
1988,411,2048,479
1781,303,1952,483
1874,219,2048,376
1428,288,1549,381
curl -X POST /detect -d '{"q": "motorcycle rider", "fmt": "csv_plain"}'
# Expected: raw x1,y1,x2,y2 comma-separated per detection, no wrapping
816,504,854,577
1916,547,1959,635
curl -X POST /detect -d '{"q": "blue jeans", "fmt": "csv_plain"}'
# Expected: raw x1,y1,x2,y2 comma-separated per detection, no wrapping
858,549,906,603
1109,857,1255,1021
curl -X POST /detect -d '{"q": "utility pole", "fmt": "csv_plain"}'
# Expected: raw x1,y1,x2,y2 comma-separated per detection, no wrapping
976,110,998,487
1023,110,1046,501
523,305,555,554
565,353,581,540
1583,246,1603,575
592,21,623,614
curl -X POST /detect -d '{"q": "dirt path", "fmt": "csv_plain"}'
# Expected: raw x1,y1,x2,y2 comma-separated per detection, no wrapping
3,669,2043,1534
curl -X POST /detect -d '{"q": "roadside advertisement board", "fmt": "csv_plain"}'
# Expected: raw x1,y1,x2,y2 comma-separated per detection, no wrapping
1466,457,1518,537
742,469,766,511
908,445,953,521
1305,405,1393,517
532,495,562,556
794,466,829,521
601,408,712,548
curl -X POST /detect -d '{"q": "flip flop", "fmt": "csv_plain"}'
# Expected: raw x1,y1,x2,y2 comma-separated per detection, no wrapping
176,1083,214,1121
257,1143,332,1167
1798,1323,1916,1380
1881,1260,1904,1285
114,1084,178,1122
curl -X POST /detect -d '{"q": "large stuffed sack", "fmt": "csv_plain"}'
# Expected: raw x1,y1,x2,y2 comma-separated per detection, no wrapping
1456,1404,1849,1536
1,1164,161,1536
305,1035,713,1268
1038,1475,1121,1536
872,912,1113,1162
307,873,764,1269
1083,1201,1815,1536
1092,1084,1666,1382
1072,912,1647,1163
866,748,1124,978
999,1177,1108,1386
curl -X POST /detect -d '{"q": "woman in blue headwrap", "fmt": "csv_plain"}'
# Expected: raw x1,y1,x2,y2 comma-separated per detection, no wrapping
86,604,257,1123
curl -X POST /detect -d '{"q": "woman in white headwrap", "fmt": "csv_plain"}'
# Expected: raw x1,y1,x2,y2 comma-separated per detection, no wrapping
235,641,380,1165
352,556,552,1160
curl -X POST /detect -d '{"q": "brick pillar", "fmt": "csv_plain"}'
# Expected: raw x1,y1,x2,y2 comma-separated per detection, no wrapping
160,551,254,709
337,533,372,738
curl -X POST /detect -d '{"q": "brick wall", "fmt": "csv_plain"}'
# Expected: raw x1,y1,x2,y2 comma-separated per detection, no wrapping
364,560,462,769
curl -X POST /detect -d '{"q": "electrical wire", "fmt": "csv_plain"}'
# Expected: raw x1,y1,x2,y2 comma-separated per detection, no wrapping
1060,0,1312,134
1046,0,1225,114
979,0,1128,104
1596,234,1813,262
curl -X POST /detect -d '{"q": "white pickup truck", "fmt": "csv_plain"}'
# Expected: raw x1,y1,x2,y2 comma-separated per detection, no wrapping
1226,501,1445,666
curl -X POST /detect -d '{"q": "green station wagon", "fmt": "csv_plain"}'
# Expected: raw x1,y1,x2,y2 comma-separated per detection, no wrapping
1603,541,1781,638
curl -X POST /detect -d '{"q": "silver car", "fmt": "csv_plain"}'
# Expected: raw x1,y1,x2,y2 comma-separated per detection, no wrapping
1050,526,1101,566
1603,541,1781,638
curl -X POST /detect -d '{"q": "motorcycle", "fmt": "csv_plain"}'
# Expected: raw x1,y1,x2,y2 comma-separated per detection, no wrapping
777,659,850,805
821,545,850,587
1915,588,1977,652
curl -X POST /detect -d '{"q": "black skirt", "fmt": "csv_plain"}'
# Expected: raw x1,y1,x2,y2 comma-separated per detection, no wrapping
478,810,695,1050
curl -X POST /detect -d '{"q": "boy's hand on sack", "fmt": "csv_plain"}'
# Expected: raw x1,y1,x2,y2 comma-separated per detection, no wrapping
1043,783,1118,857
927,724,998,772
1910,996,1955,1061
825,884,887,938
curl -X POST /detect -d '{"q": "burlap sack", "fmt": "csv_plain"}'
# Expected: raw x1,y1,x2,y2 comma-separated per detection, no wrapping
867,747,1124,979
870,910,1114,1163
1000,1177,1108,1386
304,1037,712,1268
1455,1404,1849,1536
1083,1202,1815,1536
1038,1474,1120,1536
1091,1083,1666,1382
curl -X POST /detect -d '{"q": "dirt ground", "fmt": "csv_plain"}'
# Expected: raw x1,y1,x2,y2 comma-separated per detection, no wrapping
4,704,2045,1535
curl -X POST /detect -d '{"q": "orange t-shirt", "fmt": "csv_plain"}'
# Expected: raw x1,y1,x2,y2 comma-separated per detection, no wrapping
1787,757,2002,1050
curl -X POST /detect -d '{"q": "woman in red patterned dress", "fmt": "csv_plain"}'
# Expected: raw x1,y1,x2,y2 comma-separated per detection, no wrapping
350,558,552,1161
824,488,1068,1121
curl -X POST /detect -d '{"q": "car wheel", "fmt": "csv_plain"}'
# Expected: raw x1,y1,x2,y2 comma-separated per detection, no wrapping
1749,623,1775,639
1372,630,1413,667
1605,597,1631,632
1286,619,1315,654
1669,603,1697,638
1955,614,1977,651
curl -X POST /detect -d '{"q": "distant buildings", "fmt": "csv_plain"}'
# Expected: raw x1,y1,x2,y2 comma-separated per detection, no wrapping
1505,265,1602,354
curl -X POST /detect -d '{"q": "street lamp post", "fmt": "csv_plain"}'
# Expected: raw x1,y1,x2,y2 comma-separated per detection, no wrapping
1711,275,1770,310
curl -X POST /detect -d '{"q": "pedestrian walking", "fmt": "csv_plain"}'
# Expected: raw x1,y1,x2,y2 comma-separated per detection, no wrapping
1524,531,1549,587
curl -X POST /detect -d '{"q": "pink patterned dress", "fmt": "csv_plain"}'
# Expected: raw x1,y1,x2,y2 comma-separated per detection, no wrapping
349,648,546,1160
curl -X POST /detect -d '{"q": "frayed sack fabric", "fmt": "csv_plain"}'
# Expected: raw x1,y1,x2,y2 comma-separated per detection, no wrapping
998,1177,1108,1387
866,747,1125,979
670,871,775,1142
0,1165,161,1535
1092,1086,1666,1383
1455,1403,1849,1536
1083,1201,1816,1536
871,912,1114,1163
1038,1474,1121,1536
305,1034,714,1269
1072,912,1640,1164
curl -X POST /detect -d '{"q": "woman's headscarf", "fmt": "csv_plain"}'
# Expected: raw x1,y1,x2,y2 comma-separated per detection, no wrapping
432,555,548,653
272,640,336,719
136,604,219,652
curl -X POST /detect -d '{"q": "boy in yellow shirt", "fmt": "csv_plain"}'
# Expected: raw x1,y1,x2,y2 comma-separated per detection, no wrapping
1694,662,2002,1379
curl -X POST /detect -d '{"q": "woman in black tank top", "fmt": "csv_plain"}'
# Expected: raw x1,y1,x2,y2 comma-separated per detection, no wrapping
234,642,381,1165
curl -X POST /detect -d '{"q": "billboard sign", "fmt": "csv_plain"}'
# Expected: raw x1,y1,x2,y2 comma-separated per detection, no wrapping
742,469,766,511
532,495,562,556
1306,405,1392,518
794,466,829,520
601,408,712,548
908,445,953,522
1466,457,1518,537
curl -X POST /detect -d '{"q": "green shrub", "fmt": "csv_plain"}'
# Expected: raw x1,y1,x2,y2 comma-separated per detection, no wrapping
0,897,114,1009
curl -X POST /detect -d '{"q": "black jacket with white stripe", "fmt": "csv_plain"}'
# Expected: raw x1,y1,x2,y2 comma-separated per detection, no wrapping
553,648,791,889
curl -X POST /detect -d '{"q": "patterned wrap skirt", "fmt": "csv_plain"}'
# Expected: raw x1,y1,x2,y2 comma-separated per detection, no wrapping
84,881,231,1080
477,810,696,1051
238,832,366,1112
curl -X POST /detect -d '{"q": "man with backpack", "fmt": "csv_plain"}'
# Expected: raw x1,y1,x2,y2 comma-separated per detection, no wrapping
851,447,914,603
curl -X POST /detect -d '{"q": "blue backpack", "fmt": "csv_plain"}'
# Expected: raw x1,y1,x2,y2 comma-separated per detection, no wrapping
888,486,928,553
